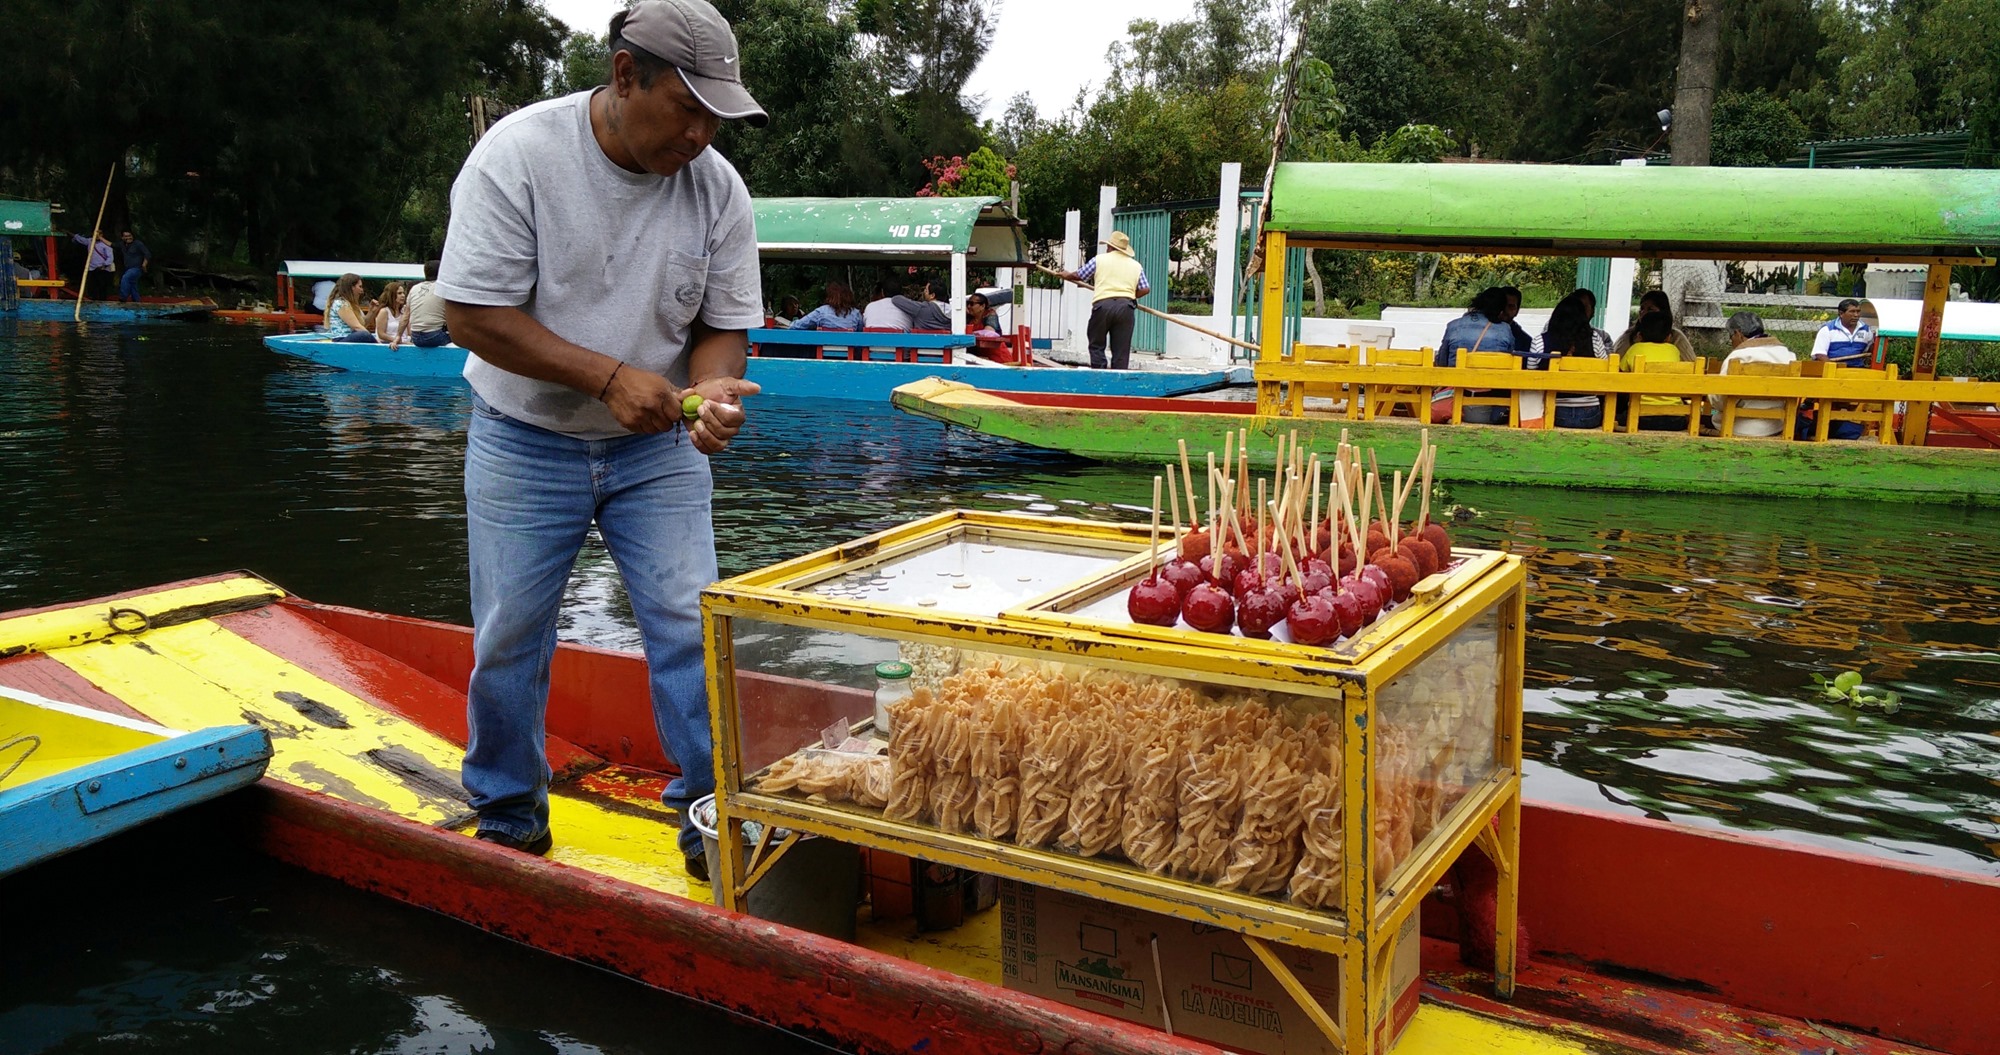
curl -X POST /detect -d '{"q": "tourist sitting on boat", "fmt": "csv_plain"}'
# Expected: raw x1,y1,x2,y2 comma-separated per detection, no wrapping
1434,286,1515,424
1708,311,1797,438
405,260,451,347
892,280,951,331
786,280,863,331
1620,309,1686,430
1528,291,1612,429
1612,290,1696,362
863,282,911,330
1809,299,1875,367
321,273,377,343
374,281,411,349
1499,285,1534,352
771,295,802,327
966,288,1011,336
1573,288,1615,351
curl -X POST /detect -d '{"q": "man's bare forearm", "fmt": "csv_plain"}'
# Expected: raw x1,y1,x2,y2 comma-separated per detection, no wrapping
687,320,748,386
447,301,621,395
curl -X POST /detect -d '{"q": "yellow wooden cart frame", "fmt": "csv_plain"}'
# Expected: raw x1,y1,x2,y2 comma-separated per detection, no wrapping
704,511,1526,1055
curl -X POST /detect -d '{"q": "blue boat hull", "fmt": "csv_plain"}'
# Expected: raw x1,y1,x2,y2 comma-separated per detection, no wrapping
8,299,214,324
265,333,1248,400
0,722,272,877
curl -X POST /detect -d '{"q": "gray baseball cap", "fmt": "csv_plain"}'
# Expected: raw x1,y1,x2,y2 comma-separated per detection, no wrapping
618,0,768,127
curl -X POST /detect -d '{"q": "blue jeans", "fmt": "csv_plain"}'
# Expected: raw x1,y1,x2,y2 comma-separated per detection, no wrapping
119,267,141,301
1553,403,1604,430
410,328,451,348
333,331,377,343
463,395,717,854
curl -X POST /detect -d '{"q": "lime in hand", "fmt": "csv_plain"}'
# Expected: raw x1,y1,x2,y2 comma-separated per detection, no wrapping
681,393,704,419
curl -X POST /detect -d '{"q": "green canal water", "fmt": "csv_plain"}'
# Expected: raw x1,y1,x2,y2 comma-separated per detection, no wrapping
3,321,1997,1050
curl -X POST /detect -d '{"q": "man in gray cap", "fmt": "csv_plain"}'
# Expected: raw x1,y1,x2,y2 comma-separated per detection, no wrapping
436,0,766,878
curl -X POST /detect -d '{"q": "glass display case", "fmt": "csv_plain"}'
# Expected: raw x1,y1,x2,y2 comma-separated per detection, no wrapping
704,510,1524,1055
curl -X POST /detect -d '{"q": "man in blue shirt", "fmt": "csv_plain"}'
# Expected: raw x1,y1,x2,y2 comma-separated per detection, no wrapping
1810,299,1875,367
117,230,150,302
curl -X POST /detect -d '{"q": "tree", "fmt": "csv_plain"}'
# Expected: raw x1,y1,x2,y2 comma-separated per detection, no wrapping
918,147,1011,197
1711,90,1809,165
1301,0,1522,158
1668,0,1727,166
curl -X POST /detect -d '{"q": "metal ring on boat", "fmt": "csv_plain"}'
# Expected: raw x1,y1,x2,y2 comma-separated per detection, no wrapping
106,607,152,635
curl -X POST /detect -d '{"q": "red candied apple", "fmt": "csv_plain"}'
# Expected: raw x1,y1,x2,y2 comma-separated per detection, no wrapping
1330,587,1366,638
1199,550,1247,586
1179,527,1212,562
1267,578,1301,610
1357,566,1392,618
1372,552,1419,602
1286,594,1339,645
1232,567,1266,600
1237,588,1287,639
1335,543,1357,577
1365,526,1390,555
1398,535,1438,578
1161,558,1206,600
1127,573,1181,626
1421,521,1452,564
1182,581,1237,634
1301,558,1333,595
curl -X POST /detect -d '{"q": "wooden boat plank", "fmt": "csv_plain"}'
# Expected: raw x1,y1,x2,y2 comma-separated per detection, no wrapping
52,620,474,825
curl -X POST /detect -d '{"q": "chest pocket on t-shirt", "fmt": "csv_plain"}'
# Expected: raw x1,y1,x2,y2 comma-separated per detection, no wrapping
659,250,709,331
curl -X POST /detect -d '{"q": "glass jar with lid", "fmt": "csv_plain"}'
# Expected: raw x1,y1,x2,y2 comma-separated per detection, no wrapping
873,660,913,736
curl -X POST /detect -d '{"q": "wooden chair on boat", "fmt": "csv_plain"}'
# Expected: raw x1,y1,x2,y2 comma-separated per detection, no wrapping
1816,363,1899,443
1361,348,1433,420
1717,361,1802,439
1625,359,1703,435
1541,355,1617,432
1451,350,1522,426
1287,343,1361,417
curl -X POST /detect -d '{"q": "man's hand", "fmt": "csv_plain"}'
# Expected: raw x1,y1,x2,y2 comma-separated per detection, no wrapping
684,376,761,454
602,364,684,434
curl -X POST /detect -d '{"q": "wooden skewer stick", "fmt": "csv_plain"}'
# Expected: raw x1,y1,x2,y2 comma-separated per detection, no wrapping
1358,470,1374,563
1166,464,1183,544
1150,476,1163,577
1271,501,1303,591
1393,471,1407,548
1309,455,1322,550
1368,452,1394,552
1421,444,1437,529
1257,478,1267,565
1207,451,1218,539
1178,439,1199,528
1034,262,1261,352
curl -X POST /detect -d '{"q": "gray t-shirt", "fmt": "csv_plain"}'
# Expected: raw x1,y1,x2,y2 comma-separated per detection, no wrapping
437,90,763,439
405,280,447,333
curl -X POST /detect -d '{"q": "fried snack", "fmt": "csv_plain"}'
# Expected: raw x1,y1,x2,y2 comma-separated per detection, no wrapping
972,696,1023,840
1221,746,1307,894
1120,727,1185,872
885,688,938,822
752,754,807,794
1172,743,1247,883
1062,714,1129,857
1373,726,1417,878
1288,771,1344,909
929,699,977,833
854,755,893,809
1016,714,1075,848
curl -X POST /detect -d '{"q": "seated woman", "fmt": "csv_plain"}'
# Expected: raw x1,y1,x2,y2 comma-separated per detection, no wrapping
966,290,1006,336
1528,292,1612,429
1612,290,1696,362
1620,309,1688,431
373,281,410,349
787,280,863,331
322,273,377,343
1434,286,1515,424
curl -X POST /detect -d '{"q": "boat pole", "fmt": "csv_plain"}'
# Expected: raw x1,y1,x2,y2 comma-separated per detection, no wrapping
74,162,116,322
1033,263,1260,353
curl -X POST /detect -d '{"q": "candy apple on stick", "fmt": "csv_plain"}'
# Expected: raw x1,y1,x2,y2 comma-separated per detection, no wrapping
1127,476,1181,626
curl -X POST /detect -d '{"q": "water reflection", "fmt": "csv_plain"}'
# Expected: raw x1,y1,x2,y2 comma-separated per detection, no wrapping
1,324,1996,874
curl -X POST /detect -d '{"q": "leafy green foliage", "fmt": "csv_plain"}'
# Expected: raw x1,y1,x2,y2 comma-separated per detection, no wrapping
918,147,1012,198
1712,91,1811,166
1299,0,1522,158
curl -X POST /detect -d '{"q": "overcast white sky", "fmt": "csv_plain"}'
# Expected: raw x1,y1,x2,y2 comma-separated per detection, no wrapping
540,0,1200,122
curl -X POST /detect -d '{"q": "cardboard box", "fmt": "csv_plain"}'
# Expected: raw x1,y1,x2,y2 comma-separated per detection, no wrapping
999,881,1420,1055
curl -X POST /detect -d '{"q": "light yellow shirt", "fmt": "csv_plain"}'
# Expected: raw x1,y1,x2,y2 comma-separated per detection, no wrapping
1621,341,1683,409
1089,251,1145,303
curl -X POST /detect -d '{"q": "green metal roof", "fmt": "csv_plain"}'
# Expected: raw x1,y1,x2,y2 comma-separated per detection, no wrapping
0,200,54,238
1265,163,2000,262
752,197,1028,264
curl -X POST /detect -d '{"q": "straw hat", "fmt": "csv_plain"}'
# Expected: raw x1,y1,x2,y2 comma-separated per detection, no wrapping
1102,231,1133,255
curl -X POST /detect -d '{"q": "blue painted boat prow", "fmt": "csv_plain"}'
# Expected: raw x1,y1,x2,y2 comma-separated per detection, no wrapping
0,691,272,877
9,300,215,324
265,332,469,378
264,331,1248,399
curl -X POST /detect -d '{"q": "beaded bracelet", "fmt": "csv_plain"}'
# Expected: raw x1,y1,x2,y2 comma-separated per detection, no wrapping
598,362,624,401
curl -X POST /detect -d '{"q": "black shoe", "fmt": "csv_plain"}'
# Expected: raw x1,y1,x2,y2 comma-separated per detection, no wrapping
475,827,553,856
683,849,709,882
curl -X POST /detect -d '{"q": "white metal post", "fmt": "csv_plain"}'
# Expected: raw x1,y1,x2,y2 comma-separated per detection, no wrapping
1605,159,1645,330
950,252,967,335
1096,185,1117,251
1211,162,1243,366
1062,208,1084,355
